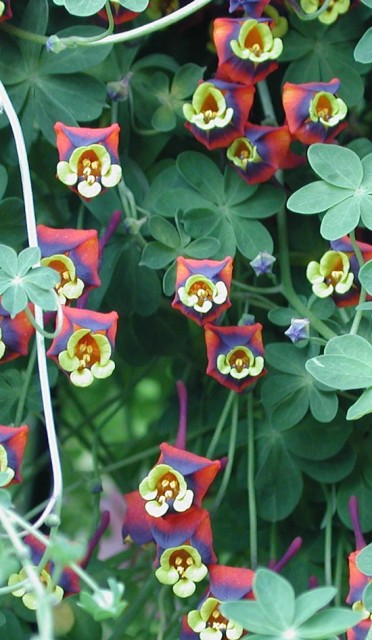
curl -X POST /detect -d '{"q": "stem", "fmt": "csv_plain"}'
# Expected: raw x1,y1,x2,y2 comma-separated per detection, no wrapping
322,485,334,586
211,394,239,512
348,230,367,336
247,393,258,570
0,81,63,528
24,296,63,339
206,390,235,459
14,341,37,426
233,280,283,295
0,506,54,640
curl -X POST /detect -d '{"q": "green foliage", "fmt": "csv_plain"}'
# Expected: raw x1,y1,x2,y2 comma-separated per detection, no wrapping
287,145,372,239
78,579,127,621
221,569,364,639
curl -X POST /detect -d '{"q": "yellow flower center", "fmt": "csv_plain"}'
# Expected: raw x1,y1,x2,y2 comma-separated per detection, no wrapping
169,548,195,576
188,280,214,306
78,150,102,185
201,93,219,123
207,603,228,632
228,348,250,373
156,471,180,505
245,25,264,56
75,334,101,371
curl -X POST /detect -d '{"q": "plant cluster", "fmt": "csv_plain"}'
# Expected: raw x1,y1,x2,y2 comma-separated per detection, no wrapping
0,0,371,639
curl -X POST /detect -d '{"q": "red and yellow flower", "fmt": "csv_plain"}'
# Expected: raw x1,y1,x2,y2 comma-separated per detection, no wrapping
0,424,28,488
306,250,354,299
54,122,122,199
0,304,34,364
47,307,118,387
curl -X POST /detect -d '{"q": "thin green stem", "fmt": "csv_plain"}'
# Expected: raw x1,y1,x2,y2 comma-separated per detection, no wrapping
0,506,54,640
233,280,283,295
211,395,239,512
334,534,344,607
247,393,258,570
24,296,63,339
156,587,167,640
0,81,63,528
322,485,334,586
231,292,278,310
0,22,47,44
206,390,235,459
349,230,367,336
14,341,37,426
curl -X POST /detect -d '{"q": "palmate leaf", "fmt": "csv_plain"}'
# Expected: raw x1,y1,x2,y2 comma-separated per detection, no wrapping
347,388,372,420
306,335,372,391
359,260,372,296
254,569,296,630
308,145,363,189
54,0,106,16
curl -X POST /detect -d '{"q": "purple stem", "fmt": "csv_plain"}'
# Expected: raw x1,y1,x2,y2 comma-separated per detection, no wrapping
174,381,187,450
99,210,123,260
82,510,110,568
349,495,366,550
271,537,303,573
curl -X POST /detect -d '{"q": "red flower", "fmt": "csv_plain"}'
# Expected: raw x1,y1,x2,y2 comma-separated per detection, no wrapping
54,122,122,199
37,225,101,305
0,1,12,22
226,123,296,185
0,424,28,487
172,257,233,326
183,80,255,150
330,233,372,307
282,78,348,145
0,303,34,364
213,18,283,86
47,307,118,387
204,323,266,392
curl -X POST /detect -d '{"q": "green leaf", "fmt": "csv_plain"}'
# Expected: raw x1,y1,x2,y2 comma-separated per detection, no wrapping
171,63,205,100
360,194,372,229
140,242,177,269
286,182,351,214
294,587,337,627
357,543,372,576
185,237,220,258
294,443,356,483
62,0,106,17
354,28,372,64
0,245,18,276
148,217,180,248
17,247,40,276
1,285,28,317
359,261,372,296
120,0,149,10
24,267,60,289
347,387,372,420
0,489,13,509
306,335,372,390
0,166,7,200
231,217,273,259
220,600,281,635
363,583,372,615
309,386,338,423
283,413,351,461
296,608,365,639
177,152,224,203
320,197,360,240
39,27,113,74
308,144,363,189
151,106,177,132
254,569,295,630
255,427,303,520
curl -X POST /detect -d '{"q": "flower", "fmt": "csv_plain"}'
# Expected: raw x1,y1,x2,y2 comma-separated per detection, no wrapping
0,0,12,22
54,122,122,199
284,318,310,343
262,5,288,37
213,18,283,86
346,497,372,640
330,234,372,307
282,79,348,145
0,425,28,487
181,564,255,640
306,250,354,299
172,257,233,326
228,0,270,18
227,123,296,184
249,251,276,276
122,443,221,549
183,80,255,150
47,307,118,387
204,323,266,392
155,544,208,597
299,0,350,23
0,304,34,363
37,225,101,304
97,1,139,25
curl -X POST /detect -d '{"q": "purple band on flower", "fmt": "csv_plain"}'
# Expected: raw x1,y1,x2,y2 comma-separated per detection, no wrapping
226,123,295,185
183,79,255,150
329,234,372,307
209,564,255,600
213,18,283,86
153,506,216,565
282,78,348,145
0,304,34,363
0,424,28,486
229,0,270,18
204,322,266,392
172,257,233,326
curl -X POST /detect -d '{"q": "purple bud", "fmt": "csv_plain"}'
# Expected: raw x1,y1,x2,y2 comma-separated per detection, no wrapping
107,73,133,102
250,251,276,276
284,318,310,343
